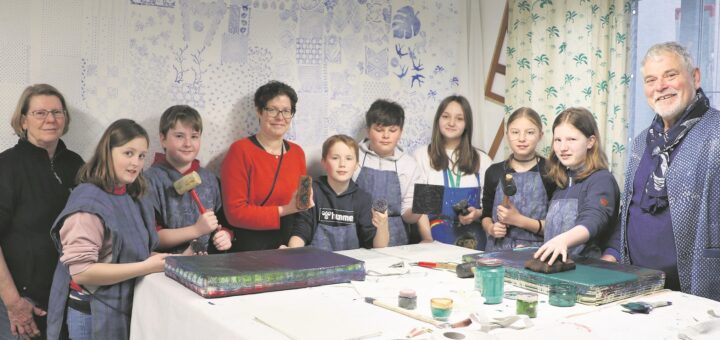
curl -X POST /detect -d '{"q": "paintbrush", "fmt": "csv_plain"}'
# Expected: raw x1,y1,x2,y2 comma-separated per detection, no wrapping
364,297,446,327
412,262,458,271
621,301,672,314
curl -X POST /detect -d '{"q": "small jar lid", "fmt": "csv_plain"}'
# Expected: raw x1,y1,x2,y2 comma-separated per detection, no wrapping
516,292,538,302
399,288,416,298
476,258,503,267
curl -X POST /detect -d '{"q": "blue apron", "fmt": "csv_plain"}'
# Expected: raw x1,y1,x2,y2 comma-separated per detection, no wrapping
47,184,157,340
487,170,547,251
311,220,360,251
429,170,485,250
145,165,219,254
544,179,601,257
355,156,407,246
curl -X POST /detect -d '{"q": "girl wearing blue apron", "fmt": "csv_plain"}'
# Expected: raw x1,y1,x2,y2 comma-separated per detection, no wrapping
46,120,168,340
481,107,555,251
413,95,491,250
534,108,620,265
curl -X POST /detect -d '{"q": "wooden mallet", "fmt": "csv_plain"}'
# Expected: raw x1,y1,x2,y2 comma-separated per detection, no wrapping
501,173,517,208
173,171,206,213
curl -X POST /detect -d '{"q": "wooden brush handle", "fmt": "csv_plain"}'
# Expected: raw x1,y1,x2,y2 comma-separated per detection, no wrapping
502,195,510,208
368,298,445,327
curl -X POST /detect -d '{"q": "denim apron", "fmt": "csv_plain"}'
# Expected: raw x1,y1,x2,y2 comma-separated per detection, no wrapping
544,177,600,257
355,156,407,246
46,184,156,340
429,171,485,250
486,170,547,251
310,215,360,251
145,164,219,253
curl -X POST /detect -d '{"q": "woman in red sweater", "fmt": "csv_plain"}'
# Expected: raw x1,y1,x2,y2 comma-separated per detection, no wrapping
221,81,311,251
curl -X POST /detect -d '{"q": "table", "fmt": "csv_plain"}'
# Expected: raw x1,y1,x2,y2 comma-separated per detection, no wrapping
130,242,720,339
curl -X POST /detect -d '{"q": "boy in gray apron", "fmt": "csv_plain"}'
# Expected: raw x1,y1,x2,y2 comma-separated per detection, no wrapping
143,105,232,254
353,100,429,246
288,135,389,250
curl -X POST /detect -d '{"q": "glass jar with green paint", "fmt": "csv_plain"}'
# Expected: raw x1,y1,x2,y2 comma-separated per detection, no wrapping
475,258,504,304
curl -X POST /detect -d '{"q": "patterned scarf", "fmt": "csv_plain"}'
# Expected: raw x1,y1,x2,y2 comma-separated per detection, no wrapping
640,88,708,214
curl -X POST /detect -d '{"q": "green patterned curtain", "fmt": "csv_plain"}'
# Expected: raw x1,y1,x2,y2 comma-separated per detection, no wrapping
505,0,632,183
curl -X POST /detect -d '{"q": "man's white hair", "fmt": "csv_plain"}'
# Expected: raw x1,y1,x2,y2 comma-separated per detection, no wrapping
641,41,696,76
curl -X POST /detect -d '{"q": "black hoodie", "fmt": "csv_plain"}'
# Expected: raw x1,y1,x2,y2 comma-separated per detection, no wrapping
292,176,376,249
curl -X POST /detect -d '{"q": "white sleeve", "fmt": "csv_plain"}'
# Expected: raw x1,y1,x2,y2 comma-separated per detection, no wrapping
399,156,423,216
412,146,430,184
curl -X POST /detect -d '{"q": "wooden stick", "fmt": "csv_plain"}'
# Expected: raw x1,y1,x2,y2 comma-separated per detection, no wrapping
364,297,446,327
502,195,510,208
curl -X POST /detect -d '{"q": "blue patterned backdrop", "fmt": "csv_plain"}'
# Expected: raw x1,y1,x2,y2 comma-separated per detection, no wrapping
0,0,472,173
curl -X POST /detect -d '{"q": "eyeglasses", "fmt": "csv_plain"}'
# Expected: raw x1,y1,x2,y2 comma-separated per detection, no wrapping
27,109,66,120
263,107,294,119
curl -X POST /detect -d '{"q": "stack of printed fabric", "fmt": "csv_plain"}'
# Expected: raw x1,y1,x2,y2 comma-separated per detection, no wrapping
463,248,665,305
165,247,366,298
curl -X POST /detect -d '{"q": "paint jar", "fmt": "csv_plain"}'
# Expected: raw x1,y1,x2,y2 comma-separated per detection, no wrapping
516,292,538,318
430,298,453,321
549,283,577,307
475,259,504,304
398,289,417,310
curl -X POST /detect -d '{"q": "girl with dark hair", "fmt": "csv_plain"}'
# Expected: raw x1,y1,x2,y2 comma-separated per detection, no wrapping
46,119,168,340
413,95,491,250
481,107,555,251
534,108,619,265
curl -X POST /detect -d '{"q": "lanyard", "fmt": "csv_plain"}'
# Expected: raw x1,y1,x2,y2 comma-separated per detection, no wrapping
446,169,461,188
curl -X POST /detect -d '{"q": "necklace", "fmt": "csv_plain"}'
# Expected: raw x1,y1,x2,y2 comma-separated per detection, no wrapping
256,135,284,156
512,154,536,163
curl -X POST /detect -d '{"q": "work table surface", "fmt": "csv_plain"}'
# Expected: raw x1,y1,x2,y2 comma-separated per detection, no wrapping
130,242,720,340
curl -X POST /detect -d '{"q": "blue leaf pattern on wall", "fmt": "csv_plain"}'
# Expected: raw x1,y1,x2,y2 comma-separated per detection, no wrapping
392,6,421,39
0,0,472,169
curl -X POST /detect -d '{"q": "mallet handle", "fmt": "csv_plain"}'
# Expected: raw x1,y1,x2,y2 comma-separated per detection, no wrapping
190,189,207,214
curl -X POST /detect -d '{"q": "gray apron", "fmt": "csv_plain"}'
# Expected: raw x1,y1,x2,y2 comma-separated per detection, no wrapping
544,198,583,255
311,219,360,251
355,156,407,246
487,170,547,251
47,184,157,340
544,179,602,257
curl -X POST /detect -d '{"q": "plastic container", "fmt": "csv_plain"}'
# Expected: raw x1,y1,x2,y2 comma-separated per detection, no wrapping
475,258,504,304
398,289,417,310
549,283,577,307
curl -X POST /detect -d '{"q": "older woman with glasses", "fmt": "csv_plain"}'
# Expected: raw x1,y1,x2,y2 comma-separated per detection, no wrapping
221,80,312,251
0,84,84,339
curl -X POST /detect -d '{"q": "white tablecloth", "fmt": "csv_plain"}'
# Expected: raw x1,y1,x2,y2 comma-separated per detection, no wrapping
130,242,720,340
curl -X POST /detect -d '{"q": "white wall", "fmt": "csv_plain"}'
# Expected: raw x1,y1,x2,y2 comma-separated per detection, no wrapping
0,0,507,172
